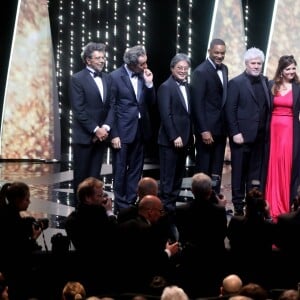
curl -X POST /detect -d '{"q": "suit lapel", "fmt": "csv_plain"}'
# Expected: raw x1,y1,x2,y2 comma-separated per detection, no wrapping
292,82,300,111
102,75,107,102
121,74,137,101
86,69,104,102
137,77,143,101
221,67,228,107
261,75,271,109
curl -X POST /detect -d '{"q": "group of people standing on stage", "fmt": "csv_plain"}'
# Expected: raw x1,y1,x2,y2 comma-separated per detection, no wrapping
69,38,300,222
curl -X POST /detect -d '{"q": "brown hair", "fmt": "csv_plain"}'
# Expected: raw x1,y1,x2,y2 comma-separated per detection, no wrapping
272,55,299,95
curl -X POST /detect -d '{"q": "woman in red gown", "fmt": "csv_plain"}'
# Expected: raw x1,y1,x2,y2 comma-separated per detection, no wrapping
265,55,300,221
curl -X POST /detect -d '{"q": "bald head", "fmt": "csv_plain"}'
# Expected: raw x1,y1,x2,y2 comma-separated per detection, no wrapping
139,195,161,210
138,195,163,223
137,177,158,199
221,274,243,296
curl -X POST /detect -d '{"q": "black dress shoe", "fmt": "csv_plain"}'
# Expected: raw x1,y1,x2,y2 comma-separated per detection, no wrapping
234,210,244,216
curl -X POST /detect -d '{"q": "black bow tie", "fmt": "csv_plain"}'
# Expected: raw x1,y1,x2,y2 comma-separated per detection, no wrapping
176,79,186,86
93,71,102,78
131,72,140,78
215,64,222,71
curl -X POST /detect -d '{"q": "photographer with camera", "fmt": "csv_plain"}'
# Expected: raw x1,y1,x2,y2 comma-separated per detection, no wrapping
65,177,118,296
0,181,45,300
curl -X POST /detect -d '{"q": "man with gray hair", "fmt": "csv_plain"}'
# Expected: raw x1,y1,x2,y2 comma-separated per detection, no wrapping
225,47,271,216
175,172,227,297
109,45,156,214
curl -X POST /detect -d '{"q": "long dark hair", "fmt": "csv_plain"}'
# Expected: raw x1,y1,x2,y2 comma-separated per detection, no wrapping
245,188,267,220
0,181,29,209
272,55,299,95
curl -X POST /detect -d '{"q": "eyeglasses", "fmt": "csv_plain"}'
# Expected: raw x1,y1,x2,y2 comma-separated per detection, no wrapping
175,66,189,71
90,56,106,61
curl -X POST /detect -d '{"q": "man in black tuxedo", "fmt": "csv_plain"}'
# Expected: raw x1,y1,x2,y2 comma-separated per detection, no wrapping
69,42,114,203
157,53,193,217
225,47,271,216
110,45,156,214
190,38,228,194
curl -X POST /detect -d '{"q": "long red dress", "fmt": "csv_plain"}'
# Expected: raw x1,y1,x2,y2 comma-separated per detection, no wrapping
265,90,293,220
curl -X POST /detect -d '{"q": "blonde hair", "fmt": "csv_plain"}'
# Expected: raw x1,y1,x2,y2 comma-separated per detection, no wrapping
161,285,189,300
62,281,86,300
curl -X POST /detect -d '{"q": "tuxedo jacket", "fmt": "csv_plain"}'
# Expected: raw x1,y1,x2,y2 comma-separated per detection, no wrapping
190,59,228,136
117,215,172,291
175,199,227,255
157,75,193,146
65,203,117,255
69,68,114,144
275,209,300,254
110,65,156,143
225,72,271,143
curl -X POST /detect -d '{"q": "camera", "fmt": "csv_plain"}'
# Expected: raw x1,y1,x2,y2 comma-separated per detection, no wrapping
32,218,49,230
211,174,221,192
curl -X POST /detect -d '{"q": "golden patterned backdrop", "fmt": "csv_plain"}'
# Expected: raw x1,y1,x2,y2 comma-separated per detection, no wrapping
0,0,60,160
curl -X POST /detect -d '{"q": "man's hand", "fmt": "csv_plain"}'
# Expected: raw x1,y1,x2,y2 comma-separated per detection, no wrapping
233,133,244,144
201,131,214,144
111,137,121,149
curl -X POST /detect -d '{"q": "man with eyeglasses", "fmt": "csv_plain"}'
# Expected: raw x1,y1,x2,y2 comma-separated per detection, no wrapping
157,53,193,230
69,42,114,205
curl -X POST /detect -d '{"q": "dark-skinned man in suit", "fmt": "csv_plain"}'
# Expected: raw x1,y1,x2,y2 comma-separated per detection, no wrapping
190,38,229,194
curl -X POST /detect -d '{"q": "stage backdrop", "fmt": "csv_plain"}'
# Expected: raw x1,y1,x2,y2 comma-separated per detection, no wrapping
0,0,60,160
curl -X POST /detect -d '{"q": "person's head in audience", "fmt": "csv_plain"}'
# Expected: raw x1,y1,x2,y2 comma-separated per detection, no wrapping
0,181,30,211
138,195,164,224
228,296,253,300
245,188,269,220
220,274,243,297
191,172,213,200
76,177,112,210
62,281,86,300
137,177,159,200
279,289,300,300
291,185,300,211
0,272,8,300
160,285,189,300
239,283,268,300
131,296,147,300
